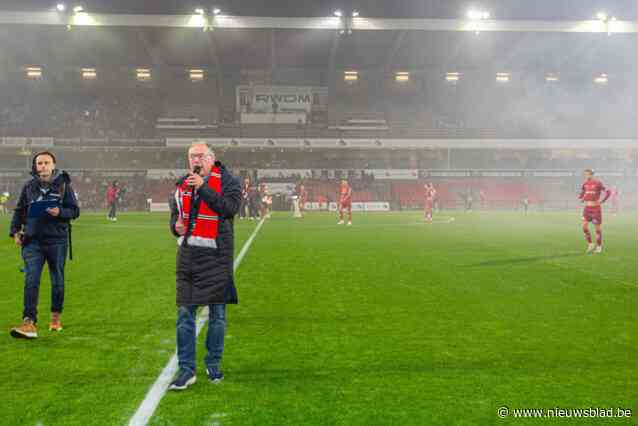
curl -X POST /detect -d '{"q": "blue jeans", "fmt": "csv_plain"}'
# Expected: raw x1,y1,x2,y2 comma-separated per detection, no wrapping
22,239,67,324
176,304,226,374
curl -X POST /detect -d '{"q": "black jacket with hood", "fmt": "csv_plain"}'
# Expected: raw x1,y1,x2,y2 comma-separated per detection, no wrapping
9,170,80,243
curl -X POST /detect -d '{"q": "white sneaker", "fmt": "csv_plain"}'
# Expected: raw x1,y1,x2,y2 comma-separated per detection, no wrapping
586,243,595,254
595,245,603,254
337,220,344,225
347,221,352,226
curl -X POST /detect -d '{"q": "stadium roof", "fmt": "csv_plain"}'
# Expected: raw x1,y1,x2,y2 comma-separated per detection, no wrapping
2,1,638,74
2,0,638,21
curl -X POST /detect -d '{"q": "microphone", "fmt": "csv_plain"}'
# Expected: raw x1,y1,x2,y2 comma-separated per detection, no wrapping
179,166,202,189
190,166,202,189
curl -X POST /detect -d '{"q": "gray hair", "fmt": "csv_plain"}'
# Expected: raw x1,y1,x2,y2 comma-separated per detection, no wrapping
189,142,215,159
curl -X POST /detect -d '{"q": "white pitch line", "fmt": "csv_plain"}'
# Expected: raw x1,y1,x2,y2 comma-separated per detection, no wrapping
128,218,266,426
233,218,265,273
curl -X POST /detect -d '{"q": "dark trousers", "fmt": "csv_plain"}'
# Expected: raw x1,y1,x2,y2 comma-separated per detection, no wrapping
176,304,226,374
22,239,68,323
108,200,118,219
239,198,248,218
248,199,259,218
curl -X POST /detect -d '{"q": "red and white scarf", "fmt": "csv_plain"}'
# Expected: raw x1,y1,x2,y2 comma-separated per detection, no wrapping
175,167,222,249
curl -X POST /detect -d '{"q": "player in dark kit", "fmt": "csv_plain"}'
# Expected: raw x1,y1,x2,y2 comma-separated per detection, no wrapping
579,169,611,254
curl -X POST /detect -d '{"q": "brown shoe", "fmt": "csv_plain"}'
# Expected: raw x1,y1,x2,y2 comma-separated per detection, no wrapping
49,312,63,332
10,318,38,339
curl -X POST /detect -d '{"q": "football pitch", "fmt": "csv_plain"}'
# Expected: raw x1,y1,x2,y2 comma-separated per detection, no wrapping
1,211,636,425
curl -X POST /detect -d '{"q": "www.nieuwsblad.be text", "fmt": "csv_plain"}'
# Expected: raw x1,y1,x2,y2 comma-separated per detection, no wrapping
497,406,632,419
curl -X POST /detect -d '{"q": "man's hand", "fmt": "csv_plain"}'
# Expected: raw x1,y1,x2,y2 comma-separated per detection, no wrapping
175,219,186,236
47,207,60,217
14,232,23,247
186,173,204,190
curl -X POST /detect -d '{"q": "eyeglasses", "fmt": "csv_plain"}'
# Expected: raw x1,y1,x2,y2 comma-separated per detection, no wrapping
189,153,212,161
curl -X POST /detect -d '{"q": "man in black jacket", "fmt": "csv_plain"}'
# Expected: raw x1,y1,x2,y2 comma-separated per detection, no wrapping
168,143,241,390
9,151,80,339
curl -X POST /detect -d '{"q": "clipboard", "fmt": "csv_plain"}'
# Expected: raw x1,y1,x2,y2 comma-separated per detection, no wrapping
28,200,61,218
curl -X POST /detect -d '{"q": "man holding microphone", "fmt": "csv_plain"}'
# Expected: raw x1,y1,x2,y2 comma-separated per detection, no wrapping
168,143,241,390
9,151,80,338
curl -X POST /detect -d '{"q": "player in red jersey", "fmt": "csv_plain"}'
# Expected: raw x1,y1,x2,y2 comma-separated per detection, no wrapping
106,181,120,222
424,182,437,223
337,179,352,225
579,169,611,254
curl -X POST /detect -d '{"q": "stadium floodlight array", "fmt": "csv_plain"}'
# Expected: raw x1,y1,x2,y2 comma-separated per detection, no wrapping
445,72,461,83
496,72,510,83
466,10,490,21
395,71,410,83
545,73,559,82
136,68,152,81
67,4,94,29
55,3,89,30
334,9,355,35
466,9,490,35
596,12,617,23
595,12,618,36
594,73,609,85
81,68,97,80
7,6,638,34
189,69,204,81
190,7,222,32
25,66,42,79
344,70,358,83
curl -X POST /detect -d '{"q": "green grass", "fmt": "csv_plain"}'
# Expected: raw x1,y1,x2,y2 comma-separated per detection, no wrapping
0,213,254,426
1,211,637,425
